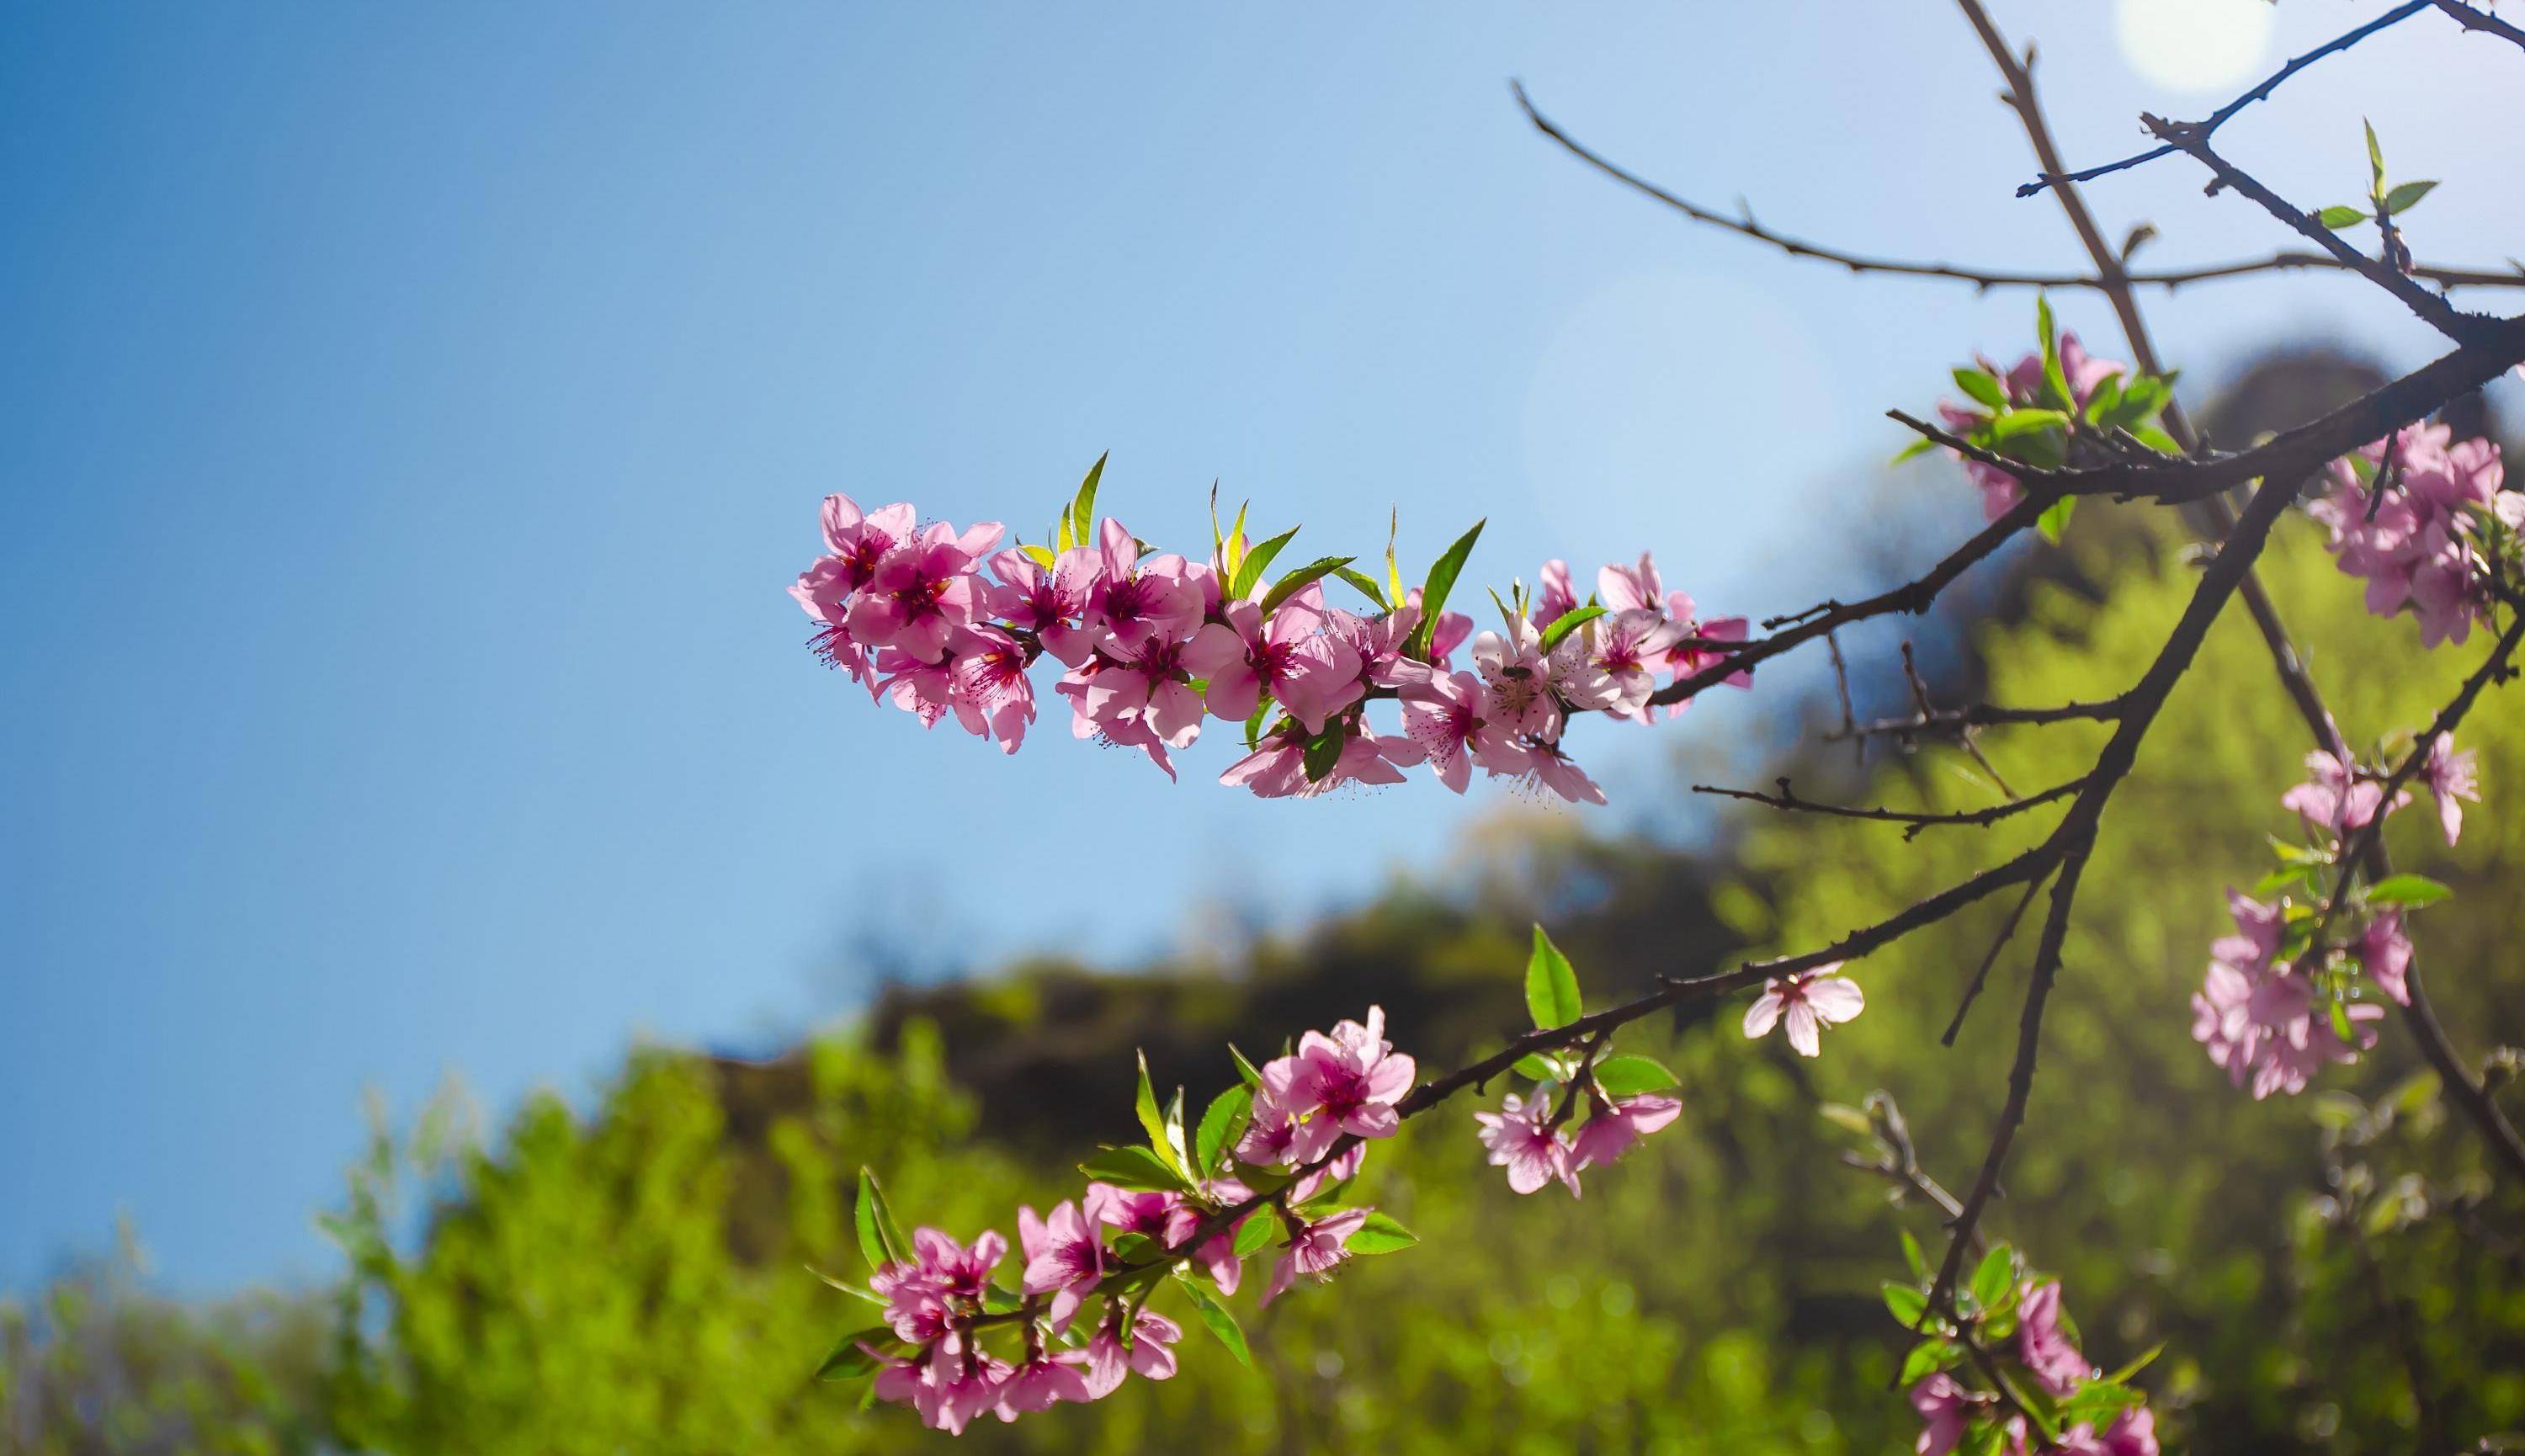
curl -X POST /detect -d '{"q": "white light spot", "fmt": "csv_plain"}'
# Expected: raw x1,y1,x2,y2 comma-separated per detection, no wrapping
2115,0,2276,93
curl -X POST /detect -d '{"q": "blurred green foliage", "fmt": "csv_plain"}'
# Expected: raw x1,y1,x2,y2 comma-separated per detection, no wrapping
8,513,2525,1454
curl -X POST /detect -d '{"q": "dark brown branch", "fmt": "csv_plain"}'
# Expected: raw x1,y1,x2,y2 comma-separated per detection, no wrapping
2433,0,2525,50
1830,697,2126,745
1509,80,2524,294
1943,873,2047,1048
2144,120,2483,343
2017,1,2436,197
1693,775,2085,842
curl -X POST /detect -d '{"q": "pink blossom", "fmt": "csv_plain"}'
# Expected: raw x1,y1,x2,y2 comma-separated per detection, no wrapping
993,1352,1092,1418
1908,1373,1977,1456
1080,518,1203,655
1080,1307,1183,1397
1084,1183,1199,1248
1473,1092,1579,1195
1470,619,1562,741
1293,730,1425,798
1937,335,2126,519
817,494,919,594
983,546,1098,667
1082,630,1205,751
875,1337,1010,1435
2310,427,2509,646
1655,589,1752,714
1575,608,1682,720
1053,662,1177,780
792,559,877,692
2212,890,2285,975
2359,910,2413,1006
2192,954,2383,1098
1258,1206,1371,1307
1401,587,1474,668
1216,724,1309,799
1514,740,1608,806
2280,750,2401,839
906,1226,1004,1300
946,626,1036,752
2422,733,2480,845
1016,1200,1103,1330
1571,1093,1682,1170
1254,1006,1417,1163
1597,552,1665,614
1534,559,1579,629
1327,604,1432,690
2016,1279,2091,1395
1742,964,1865,1056
847,520,1002,663
1183,587,1364,731
1395,668,1533,793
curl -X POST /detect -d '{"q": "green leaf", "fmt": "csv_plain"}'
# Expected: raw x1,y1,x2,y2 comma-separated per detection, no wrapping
1900,1338,1964,1385
1882,1280,1931,1331
1591,1055,1679,1097
1383,507,1405,612
1987,407,2071,442
2329,998,2357,1044
1969,1245,2016,1312
1524,925,1583,1029
1403,518,1486,660
1331,566,1389,609
1344,1211,1419,1255
1174,1275,1252,1368
2037,496,2076,545
2364,873,2451,906
2036,295,2073,412
1536,603,1607,654
809,1265,889,1305
1230,526,1302,602
2364,118,2386,197
1232,1212,1278,1257
2382,179,2437,216
2125,422,2182,454
1019,543,1057,570
1513,1053,1563,1081
1260,555,1356,616
816,1326,899,1381
1079,1145,1195,1193
1135,1050,1180,1172
1222,498,1251,575
1302,720,1348,784
1164,1087,1188,1166
1070,452,1107,547
2078,374,2124,426
1228,1044,1265,1088
1953,367,2006,410
1241,693,1275,750
1892,435,1940,464
2102,1341,2166,1385
854,1168,909,1271
1196,1084,1253,1182
1900,1229,1929,1282
2316,205,2370,230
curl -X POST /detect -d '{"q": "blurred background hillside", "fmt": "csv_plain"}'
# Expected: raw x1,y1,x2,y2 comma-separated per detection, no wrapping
11,1,2525,1452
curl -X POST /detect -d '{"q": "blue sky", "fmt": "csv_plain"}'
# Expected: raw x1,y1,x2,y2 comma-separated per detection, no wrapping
4,2,2520,1293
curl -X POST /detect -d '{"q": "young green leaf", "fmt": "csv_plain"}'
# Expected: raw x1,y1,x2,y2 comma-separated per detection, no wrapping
1079,1145,1195,1193
1535,603,1608,654
1344,1211,1419,1255
1230,525,1302,603
1135,1050,1179,1172
2382,178,2437,216
1195,1084,1254,1181
1232,1212,1278,1257
1969,1245,2016,1312
1403,518,1486,659
2037,496,2077,545
854,1167,910,1272
1881,1280,1931,1331
1383,507,1405,612
1892,435,1941,465
1953,367,2006,410
1331,566,1389,609
1987,408,2071,443
1173,1275,1253,1368
2035,295,2073,412
1524,925,1583,1029
2364,118,2386,198
1900,1228,1929,1282
2315,205,2370,230
1259,555,1357,616
1070,452,1107,546
1020,542,1057,570
816,1326,899,1380
1228,1044,1265,1087
1512,1052,1566,1081
1590,1054,1679,1097
1899,1338,1964,1386
2363,873,2451,907
1302,720,1348,784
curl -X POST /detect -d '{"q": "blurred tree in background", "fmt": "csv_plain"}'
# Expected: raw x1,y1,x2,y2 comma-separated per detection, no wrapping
6,356,2522,1454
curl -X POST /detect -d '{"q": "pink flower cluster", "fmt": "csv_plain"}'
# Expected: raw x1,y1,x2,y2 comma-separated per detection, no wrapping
1910,1279,2157,1456
2192,732,2476,1098
793,489,1751,803
2308,423,2517,648
1937,333,2126,519
1472,1086,1681,1198
857,1007,1413,1432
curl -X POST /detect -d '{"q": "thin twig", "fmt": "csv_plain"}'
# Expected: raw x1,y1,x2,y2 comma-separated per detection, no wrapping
1943,873,2048,1048
1827,697,2127,744
2018,1,2436,197
1693,775,2085,841
2432,0,2525,51
1508,80,2524,292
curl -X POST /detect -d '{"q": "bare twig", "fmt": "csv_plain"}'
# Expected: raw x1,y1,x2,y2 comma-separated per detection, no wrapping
2432,0,2525,51
1829,697,2127,745
2018,1,2436,197
1509,80,2524,293
1693,775,2085,841
1943,873,2048,1048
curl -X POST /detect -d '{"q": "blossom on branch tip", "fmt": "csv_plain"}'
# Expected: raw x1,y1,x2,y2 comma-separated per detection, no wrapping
1080,1306,1183,1397
1571,1092,1682,1171
2422,733,2480,846
1472,1092,1579,1196
1742,965,1865,1057
1259,1206,1370,1308
1016,1200,1103,1331
1253,1006,1416,1163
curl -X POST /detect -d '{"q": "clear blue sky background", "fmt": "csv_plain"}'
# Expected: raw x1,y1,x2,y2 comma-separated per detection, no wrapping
4,2,2520,1293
